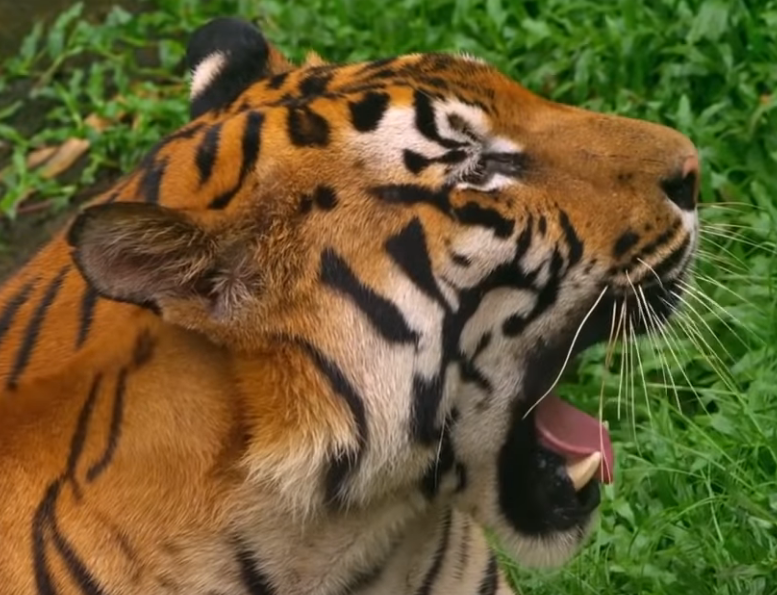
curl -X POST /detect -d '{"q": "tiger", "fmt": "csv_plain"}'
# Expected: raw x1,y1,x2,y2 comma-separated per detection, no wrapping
0,15,700,595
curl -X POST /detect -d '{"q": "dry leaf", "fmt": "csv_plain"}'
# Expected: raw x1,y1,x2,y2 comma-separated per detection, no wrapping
38,138,91,179
26,146,58,169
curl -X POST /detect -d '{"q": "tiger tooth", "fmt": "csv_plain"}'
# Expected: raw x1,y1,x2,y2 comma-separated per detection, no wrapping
566,452,602,491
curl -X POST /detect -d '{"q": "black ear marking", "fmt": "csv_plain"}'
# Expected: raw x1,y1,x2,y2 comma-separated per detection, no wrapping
186,17,276,119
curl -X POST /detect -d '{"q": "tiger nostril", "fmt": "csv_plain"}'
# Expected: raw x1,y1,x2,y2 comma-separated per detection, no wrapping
661,154,700,211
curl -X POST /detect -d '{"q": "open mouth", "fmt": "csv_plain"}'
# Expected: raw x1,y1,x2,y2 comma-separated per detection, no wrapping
536,394,614,488
526,277,685,491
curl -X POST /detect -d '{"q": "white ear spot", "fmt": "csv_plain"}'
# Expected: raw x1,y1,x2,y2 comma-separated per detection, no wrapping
190,51,227,99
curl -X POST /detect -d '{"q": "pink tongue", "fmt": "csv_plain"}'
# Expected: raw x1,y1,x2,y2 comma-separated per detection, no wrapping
535,395,615,484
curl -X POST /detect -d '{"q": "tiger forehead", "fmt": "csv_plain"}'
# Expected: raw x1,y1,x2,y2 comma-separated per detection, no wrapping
227,53,503,116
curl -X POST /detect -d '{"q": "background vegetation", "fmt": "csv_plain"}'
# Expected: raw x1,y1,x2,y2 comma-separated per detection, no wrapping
0,0,775,593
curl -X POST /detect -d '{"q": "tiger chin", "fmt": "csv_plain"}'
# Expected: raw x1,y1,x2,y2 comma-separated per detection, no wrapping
0,15,699,595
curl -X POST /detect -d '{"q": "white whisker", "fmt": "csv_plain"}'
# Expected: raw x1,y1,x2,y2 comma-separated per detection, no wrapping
523,286,608,419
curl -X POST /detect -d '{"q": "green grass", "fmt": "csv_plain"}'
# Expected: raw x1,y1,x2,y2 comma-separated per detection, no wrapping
1,0,776,593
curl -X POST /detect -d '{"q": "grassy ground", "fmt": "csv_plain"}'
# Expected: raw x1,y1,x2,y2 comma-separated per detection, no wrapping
1,0,776,593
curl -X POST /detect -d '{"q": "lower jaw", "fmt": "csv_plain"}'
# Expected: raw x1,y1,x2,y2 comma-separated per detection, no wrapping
519,281,685,490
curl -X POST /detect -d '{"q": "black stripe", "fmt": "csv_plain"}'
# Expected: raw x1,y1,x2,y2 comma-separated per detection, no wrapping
65,374,103,500
454,202,514,238
454,517,470,580
359,56,397,72
636,219,681,260
0,278,36,347
87,369,126,482
413,90,464,149
414,508,453,595
32,374,108,595
558,210,583,266
340,535,403,594
348,91,390,132
137,122,206,174
299,72,333,97
477,553,499,595
385,219,449,309
502,312,528,337
649,234,691,280
448,248,471,267
411,374,444,444
208,110,264,209
385,220,450,444
7,267,69,389
538,215,547,236
613,230,640,258
55,375,114,593
131,330,156,367
238,110,264,179
140,157,168,204
403,148,468,175
298,341,368,505
76,285,99,348
370,183,452,215
236,547,277,595
320,249,417,344
196,122,223,185
267,72,288,89
50,511,109,595
287,105,330,147
458,355,492,393
32,481,60,595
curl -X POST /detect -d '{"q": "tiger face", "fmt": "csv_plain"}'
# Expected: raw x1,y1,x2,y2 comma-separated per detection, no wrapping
68,17,699,569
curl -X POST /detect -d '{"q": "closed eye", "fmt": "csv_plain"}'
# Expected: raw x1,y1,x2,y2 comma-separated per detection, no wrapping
458,151,529,188
482,152,530,177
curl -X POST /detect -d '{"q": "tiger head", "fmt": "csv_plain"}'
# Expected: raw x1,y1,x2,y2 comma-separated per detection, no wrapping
67,18,699,569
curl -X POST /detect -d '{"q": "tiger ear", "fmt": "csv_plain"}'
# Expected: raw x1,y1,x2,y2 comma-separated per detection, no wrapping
67,203,258,319
186,17,296,119
302,51,329,67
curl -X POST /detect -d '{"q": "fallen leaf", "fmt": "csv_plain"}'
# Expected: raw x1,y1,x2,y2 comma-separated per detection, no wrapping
38,138,91,179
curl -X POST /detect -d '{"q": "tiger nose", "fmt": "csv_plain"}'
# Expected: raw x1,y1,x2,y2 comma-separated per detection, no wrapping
660,152,700,211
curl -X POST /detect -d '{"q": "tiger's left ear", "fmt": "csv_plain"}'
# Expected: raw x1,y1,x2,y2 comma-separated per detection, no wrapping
67,203,259,319
186,17,296,119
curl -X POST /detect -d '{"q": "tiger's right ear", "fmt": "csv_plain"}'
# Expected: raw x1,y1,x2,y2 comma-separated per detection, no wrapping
67,203,260,320
186,17,296,119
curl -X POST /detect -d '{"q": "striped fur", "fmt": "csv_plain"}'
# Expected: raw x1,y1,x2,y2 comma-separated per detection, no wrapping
0,16,700,595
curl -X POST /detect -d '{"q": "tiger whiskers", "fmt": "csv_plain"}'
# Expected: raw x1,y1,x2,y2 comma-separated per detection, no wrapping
700,225,776,251
675,278,756,349
614,296,629,422
636,285,676,407
522,285,608,420
626,274,653,445
595,299,620,472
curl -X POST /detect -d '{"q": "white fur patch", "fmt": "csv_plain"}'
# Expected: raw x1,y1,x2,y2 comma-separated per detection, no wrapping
679,207,698,236
457,172,514,192
190,51,227,99
443,227,518,290
434,98,490,140
486,136,523,154
347,106,454,171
